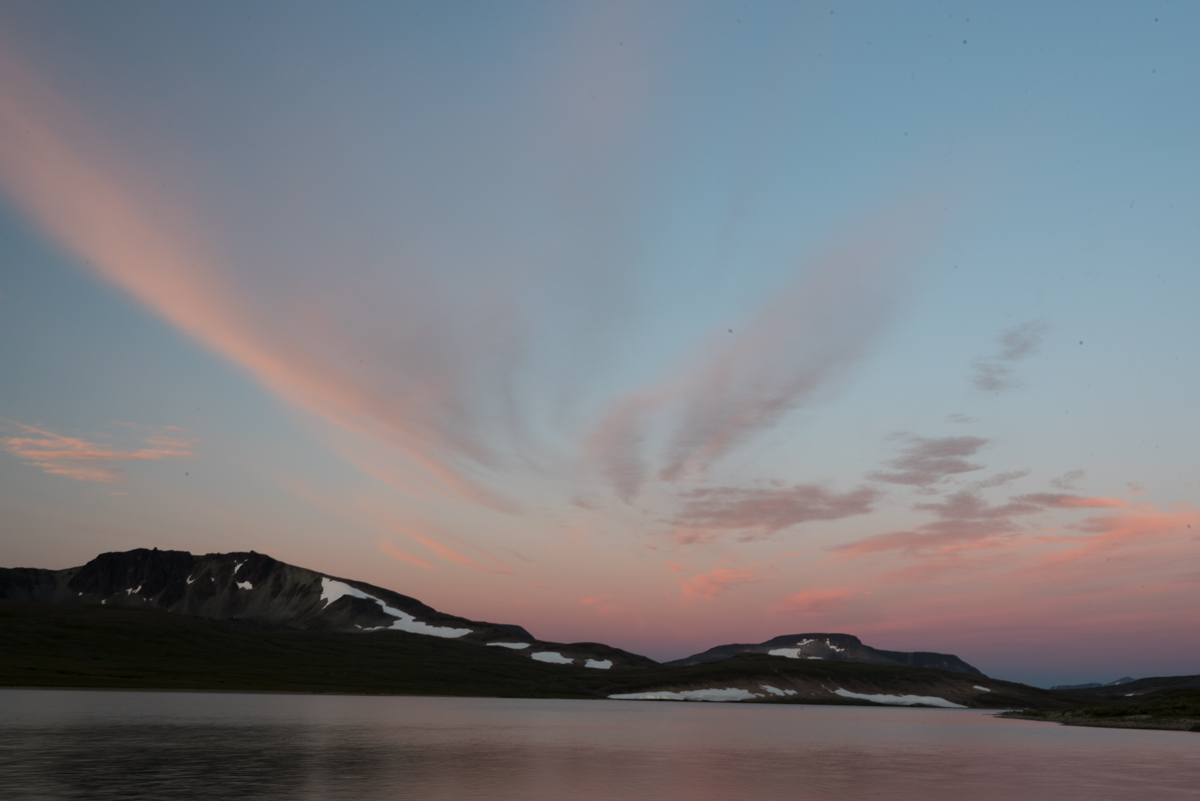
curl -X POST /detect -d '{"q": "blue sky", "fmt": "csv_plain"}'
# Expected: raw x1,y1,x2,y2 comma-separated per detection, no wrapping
1,1,1198,686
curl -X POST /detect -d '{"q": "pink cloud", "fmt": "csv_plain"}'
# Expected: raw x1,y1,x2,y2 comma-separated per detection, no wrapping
389,520,512,575
678,566,759,600
1017,494,1126,509
773,587,856,616
0,420,195,483
377,537,435,570
0,45,521,512
833,489,1133,559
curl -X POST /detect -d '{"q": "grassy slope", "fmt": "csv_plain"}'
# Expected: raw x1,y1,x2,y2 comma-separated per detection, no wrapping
0,601,607,697
1002,691,1200,732
1,601,1064,707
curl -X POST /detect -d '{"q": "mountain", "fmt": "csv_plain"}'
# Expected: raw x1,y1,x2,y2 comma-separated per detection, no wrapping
1051,677,1137,691
665,633,985,677
0,548,654,669
1,548,1029,708
9,548,1184,711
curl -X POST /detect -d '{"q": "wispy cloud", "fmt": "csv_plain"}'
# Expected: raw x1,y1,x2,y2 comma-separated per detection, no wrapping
1050,469,1085,490
970,320,1050,394
867,435,988,488
669,482,879,544
587,209,934,502
0,420,194,483
679,566,760,600
389,520,513,575
773,587,856,616
833,489,1128,558
0,40,531,513
378,537,436,570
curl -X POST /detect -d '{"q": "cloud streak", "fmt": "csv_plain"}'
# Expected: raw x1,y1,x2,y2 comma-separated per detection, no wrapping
867,435,988,488
0,42,528,512
773,587,857,616
669,483,879,544
679,566,760,600
833,489,1130,558
970,320,1050,394
0,420,194,483
588,210,934,502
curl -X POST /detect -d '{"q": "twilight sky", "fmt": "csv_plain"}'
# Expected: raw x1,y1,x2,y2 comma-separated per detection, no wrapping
1,1,1198,687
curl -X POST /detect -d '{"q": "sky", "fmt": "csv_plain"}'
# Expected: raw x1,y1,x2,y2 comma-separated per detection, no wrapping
1,0,1198,688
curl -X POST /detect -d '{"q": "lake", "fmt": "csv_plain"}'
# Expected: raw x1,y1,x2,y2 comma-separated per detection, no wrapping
0,689,1196,800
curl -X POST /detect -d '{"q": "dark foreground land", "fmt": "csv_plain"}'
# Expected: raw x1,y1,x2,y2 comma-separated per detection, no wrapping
1001,691,1200,732
2,601,1063,709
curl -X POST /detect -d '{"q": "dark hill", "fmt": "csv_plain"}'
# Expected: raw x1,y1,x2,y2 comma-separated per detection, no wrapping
665,632,985,677
0,548,655,669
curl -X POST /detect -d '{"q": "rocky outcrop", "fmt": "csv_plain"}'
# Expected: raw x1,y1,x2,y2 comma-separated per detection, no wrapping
0,548,655,669
664,632,985,677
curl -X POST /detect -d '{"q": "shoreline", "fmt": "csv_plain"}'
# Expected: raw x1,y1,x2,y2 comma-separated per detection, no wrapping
999,711,1200,733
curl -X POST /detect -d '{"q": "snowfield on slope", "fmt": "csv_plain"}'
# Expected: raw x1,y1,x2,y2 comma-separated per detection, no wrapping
834,689,965,708
319,578,471,638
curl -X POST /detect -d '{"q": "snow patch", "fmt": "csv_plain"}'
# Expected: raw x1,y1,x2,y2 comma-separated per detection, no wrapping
237,581,253,590
760,685,797,696
833,689,965,708
319,577,471,638
807,656,823,660
234,561,245,574
585,659,613,670
768,639,815,659
486,642,531,649
610,688,763,702
824,639,845,653
531,651,574,665
186,576,195,585
125,585,142,596
974,685,991,692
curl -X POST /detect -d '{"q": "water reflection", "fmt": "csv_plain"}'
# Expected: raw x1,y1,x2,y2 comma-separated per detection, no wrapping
0,691,1197,801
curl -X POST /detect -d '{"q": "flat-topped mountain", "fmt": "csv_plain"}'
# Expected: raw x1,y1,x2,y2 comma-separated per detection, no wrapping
0,548,653,670
665,632,985,677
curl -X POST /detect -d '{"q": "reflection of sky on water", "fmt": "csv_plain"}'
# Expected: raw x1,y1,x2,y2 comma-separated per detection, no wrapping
1,691,1197,800
2,3,1200,686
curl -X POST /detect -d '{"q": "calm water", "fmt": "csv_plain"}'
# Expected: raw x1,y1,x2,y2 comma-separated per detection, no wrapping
0,689,1197,800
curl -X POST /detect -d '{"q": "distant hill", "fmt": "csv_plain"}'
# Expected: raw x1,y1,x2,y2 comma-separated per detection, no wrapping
665,633,985,677
1051,677,1136,690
